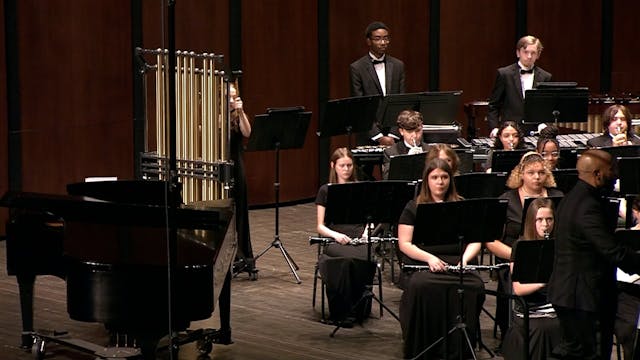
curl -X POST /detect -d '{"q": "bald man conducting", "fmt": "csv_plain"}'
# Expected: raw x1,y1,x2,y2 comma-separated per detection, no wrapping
548,150,640,359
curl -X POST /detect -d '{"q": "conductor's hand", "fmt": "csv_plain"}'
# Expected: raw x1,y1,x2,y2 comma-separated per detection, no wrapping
377,136,395,146
333,233,351,245
426,255,448,272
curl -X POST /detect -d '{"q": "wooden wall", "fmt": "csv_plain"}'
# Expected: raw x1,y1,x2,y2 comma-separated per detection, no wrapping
2,0,640,226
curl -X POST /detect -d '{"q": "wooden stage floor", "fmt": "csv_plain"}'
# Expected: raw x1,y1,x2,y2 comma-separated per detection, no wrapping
0,202,504,359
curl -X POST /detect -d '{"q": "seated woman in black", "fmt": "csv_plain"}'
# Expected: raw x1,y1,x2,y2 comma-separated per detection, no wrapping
502,197,561,360
398,158,484,359
316,147,372,326
485,151,563,342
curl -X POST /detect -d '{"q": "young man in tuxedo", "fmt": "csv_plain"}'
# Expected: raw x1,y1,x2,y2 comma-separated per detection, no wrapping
349,21,405,179
350,21,405,146
488,35,552,137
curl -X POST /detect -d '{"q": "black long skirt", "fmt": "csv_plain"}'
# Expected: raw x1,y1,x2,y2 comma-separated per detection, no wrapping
502,314,561,360
400,270,485,360
318,244,374,323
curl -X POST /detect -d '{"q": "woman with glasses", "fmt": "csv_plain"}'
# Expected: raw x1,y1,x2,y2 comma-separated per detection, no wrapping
536,125,561,170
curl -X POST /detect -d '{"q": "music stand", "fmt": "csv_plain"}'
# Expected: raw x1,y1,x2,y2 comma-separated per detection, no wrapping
491,149,530,173
388,153,427,181
600,145,640,160
455,149,474,174
319,95,381,148
324,181,415,335
248,107,311,284
379,91,462,138
510,239,555,360
552,169,579,194
411,198,508,360
524,85,589,132
557,148,578,169
454,173,507,199
616,157,640,228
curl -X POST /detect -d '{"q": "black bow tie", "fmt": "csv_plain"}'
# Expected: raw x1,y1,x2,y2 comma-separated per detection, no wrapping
372,58,385,65
520,68,534,74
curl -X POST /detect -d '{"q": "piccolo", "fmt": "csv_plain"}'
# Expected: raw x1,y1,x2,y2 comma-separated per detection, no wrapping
308,236,398,246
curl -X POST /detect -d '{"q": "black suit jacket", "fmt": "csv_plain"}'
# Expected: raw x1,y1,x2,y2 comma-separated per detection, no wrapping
350,55,405,143
487,63,552,131
547,180,640,312
586,133,640,148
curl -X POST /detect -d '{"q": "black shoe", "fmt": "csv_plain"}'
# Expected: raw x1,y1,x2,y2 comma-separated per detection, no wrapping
328,317,355,328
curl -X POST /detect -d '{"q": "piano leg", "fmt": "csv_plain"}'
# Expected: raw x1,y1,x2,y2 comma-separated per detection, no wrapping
218,270,232,345
17,273,36,349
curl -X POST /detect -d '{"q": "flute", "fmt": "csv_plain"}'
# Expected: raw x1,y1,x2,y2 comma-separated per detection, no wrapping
308,236,398,246
402,263,510,272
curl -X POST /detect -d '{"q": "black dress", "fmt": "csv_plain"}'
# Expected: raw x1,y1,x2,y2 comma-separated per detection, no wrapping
231,125,255,273
398,200,485,360
502,241,561,360
494,188,563,340
316,184,373,322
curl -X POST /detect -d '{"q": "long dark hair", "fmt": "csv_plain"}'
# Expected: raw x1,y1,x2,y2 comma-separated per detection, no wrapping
522,197,555,240
494,120,526,150
416,158,462,204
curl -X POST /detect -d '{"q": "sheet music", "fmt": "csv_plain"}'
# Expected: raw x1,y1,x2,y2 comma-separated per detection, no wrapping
617,268,640,284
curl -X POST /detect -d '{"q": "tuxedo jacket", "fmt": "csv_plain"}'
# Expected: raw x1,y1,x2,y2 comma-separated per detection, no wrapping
586,133,640,148
381,141,430,179
547,180,640,312
350,55,405,143
487,63,552,131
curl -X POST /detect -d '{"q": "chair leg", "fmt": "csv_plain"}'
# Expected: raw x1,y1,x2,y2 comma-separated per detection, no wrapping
377,264,383,317
312,264,318,308
321,277,326,321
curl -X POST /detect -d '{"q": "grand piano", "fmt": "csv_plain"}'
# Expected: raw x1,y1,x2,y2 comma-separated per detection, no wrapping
2,180,236,359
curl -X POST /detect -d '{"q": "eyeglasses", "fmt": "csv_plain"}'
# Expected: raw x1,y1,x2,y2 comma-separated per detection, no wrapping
370,36,390,43
541,151,560,158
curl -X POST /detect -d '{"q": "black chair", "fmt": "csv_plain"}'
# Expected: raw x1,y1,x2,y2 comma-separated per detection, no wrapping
310,237,383,322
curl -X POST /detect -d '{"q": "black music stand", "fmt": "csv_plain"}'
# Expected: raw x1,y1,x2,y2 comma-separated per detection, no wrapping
510,239,555,360
617,157,640,228
557,148,578,169
524,85,589,134
491,149,530,173
388,153,427,181
379,91,462,138
454,173,507,199
411,198,508,360
248,107,311,284
600,145,640,160
552,168,579,194
324,181,415,336
319,95,381,148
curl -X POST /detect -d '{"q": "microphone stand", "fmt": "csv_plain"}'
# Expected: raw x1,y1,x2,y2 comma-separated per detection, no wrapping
166,1,180,358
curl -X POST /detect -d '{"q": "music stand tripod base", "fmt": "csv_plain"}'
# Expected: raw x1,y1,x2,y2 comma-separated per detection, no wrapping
246,107,310,284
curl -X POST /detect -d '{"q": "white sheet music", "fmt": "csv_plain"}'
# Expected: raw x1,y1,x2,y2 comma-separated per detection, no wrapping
617,268,640,284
